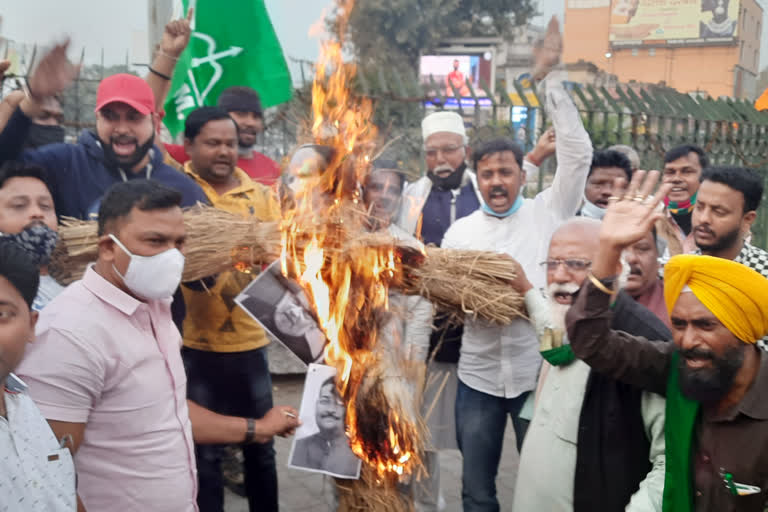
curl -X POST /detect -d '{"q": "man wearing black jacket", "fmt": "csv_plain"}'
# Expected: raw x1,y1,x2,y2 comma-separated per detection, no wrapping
512,218,668,512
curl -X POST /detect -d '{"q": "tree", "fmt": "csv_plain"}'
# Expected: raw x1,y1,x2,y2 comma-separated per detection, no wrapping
336,0,538,71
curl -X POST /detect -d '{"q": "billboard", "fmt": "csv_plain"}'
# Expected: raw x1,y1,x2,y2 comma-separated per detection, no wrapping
419,54,494,108
610,0,741,47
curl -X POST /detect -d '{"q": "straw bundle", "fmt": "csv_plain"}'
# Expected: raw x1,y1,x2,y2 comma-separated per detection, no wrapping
403,247,527,325
50,209,525,324
49,217,101,284
336,466,414,512
50,205,282,284
179,207,281,281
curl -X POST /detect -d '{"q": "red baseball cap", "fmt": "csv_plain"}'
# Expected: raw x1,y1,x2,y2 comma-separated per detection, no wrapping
95,73,156,115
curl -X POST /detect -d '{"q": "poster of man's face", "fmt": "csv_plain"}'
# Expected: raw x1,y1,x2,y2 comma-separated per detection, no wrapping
288,364,362,479
236,262,327,366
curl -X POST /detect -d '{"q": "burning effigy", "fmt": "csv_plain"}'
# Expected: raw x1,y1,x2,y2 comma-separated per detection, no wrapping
47,1,529,509
278,1,425,506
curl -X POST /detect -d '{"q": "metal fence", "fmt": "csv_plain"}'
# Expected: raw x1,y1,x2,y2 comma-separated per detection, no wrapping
5,56,768,247
286,62,768,248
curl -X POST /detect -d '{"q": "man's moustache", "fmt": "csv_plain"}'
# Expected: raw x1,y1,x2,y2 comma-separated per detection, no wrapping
110,135,138,144
629,266,642,276
547,282,580,296
24,220,47,230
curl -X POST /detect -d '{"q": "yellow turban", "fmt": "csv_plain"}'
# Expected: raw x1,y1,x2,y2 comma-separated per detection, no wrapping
664,254,768,344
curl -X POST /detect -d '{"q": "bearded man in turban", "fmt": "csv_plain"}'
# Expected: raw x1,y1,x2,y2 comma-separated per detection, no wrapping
566,170,768,512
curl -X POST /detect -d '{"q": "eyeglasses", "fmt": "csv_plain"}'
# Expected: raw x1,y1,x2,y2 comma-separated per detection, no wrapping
539,259,592,272
424,144,463,159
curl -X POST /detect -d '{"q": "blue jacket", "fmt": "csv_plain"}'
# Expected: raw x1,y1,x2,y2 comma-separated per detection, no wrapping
0,107,208,220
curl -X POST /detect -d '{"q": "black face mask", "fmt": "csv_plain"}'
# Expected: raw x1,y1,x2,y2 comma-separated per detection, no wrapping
427,162,467,191
100,132,156,171
24,124,66,149
0,223,59,267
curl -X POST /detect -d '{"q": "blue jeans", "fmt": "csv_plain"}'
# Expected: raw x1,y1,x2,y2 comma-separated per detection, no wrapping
455,379,530,512
183,347,277,512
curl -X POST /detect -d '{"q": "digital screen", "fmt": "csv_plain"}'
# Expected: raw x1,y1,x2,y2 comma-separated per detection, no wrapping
419,54,494,102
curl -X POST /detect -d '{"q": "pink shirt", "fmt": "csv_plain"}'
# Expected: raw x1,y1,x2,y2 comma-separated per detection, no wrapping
16,267,198,511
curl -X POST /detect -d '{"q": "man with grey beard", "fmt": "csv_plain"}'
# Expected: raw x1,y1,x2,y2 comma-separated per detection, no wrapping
511,218,670,512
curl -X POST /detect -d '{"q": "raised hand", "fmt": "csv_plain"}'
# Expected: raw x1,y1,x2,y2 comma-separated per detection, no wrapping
160,7,194,58
600,170,672,250
532,17,562,81
529,127,556,163
27,41,79,100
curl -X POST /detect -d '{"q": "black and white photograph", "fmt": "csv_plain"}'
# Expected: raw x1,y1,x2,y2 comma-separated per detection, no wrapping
287,364,362,480
236,262,328,366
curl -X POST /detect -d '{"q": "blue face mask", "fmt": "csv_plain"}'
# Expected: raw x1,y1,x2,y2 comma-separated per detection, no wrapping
580,197,606,220
481,193,524,218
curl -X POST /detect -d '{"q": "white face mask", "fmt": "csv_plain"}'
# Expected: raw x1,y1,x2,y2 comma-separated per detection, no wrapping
109,234,185,300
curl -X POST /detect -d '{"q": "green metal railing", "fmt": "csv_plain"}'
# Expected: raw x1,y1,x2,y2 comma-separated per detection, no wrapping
303,64,768,248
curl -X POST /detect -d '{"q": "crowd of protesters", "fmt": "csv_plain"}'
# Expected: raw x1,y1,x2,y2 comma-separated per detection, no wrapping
1,13,768,512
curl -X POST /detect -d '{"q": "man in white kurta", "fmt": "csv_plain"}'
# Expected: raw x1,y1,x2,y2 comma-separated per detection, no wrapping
440,69,592,511
511,218,665,512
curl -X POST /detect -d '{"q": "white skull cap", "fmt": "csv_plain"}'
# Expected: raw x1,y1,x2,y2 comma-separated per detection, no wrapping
421,111,466,141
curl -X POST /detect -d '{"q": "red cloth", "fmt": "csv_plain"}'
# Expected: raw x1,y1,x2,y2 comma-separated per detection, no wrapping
633,278,671,329
164,143,281,186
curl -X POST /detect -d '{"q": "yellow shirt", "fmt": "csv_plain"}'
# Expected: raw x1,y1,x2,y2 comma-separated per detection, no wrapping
181,163,280,353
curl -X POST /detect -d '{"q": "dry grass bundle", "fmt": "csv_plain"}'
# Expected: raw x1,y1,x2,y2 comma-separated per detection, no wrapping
50,205,282,284
180,206,281,281
50,208,525,325
336,466,414,512
403,247,527,325
49,217,101,284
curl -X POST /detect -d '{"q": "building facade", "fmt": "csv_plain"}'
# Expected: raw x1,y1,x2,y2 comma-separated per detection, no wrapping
563,0,763,99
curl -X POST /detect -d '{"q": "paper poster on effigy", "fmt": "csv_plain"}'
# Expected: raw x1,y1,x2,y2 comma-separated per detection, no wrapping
286,364,362,480
236,261,327,366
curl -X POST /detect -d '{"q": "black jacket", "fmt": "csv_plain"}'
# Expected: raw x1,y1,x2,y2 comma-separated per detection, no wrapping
0,107,208,220
573,290,671,512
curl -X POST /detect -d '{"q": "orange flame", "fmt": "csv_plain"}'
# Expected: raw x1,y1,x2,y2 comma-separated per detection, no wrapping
279,0,421,480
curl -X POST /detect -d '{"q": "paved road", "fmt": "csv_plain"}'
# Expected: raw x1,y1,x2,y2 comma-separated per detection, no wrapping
224,373,521,511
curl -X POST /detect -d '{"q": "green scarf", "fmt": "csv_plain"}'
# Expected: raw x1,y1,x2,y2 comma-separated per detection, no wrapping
662,352,701,512
665,191,698,215
540,344,576,366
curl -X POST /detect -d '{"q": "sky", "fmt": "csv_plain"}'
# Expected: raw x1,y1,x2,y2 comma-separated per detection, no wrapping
1,0,766,78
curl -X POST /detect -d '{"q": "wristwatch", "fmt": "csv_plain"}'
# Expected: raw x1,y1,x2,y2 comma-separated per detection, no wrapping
244,418,256,444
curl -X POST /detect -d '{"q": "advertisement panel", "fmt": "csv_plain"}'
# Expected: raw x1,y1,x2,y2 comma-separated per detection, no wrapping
419,54,494,108
610,0,740,47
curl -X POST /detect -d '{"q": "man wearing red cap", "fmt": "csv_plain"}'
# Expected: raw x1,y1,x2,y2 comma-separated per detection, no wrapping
0,43,207,221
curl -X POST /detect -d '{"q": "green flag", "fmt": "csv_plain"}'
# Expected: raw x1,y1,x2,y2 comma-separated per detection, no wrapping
164,0,292,136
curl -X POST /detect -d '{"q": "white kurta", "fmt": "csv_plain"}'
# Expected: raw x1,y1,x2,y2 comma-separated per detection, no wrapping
513,360,666,512
441,73,593,399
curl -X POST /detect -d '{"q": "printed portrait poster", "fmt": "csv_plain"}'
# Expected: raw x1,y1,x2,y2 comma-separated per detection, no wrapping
236,262,327,367
287,364,362,479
